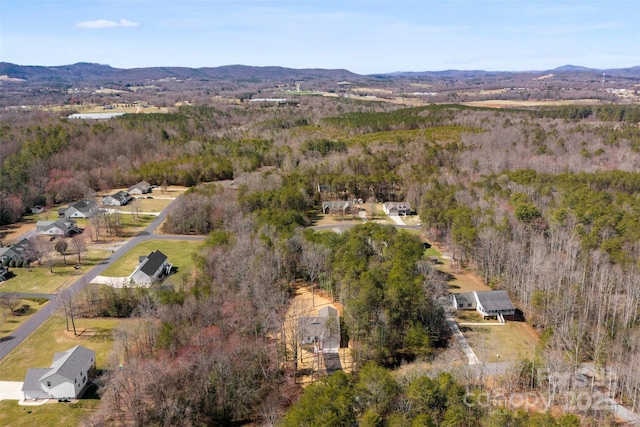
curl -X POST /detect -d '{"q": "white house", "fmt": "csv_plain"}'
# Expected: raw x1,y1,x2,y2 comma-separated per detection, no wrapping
382,201,412,216
63,200,98,218
22,345,95,400
452,290,516,319
300,306,340,353
321,201,351,215
102,191,132,206
35,219,81,237
129,250,172,286
127,181,152,195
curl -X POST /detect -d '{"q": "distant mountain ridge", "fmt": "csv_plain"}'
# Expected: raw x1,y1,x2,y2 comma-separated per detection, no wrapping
0,62,362,84
381,65,640,78
1,62,638,85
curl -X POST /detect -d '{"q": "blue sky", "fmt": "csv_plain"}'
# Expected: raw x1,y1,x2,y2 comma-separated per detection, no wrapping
1,0,638,73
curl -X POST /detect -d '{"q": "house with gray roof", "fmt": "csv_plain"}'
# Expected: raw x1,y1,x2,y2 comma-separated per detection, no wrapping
382,201,412,216
102,191,132,206
300,306,340,354
127,180,152,195
63,200,98,218
0,238,37,265
36,218,81,237
22,345,95,400
452,290,516,319
321,201,352,215
129,250,172,286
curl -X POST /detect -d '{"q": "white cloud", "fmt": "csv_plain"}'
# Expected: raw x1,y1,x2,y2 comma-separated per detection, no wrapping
76,19,140,29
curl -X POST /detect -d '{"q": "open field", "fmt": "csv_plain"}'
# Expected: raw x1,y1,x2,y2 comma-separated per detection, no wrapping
0,299,50,336
0,316,122,381
0,397,97,427
0,249,110,294
99,239,203,278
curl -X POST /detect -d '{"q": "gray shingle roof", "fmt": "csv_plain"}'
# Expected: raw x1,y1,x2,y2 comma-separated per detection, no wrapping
475,290,515,312
453,292,475,306
21,368,52,392
70,200,97,214
140,250,167,276
40,345,95,381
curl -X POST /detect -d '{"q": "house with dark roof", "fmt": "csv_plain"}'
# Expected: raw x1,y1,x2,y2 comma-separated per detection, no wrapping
300,306,340,354
321,201,352,215
452,290,516,320
383,201,412,216
0,238,37,265
129,250,172,285
127,181,152,195
36,218,81,237
62,200,98,218
102,191,132,206
22,345,95,400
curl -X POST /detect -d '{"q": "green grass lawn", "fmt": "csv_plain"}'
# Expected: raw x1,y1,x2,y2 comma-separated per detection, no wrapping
424,246,441,258
100,239,203,278
0,299,49,336
0,249,110,294
0,399,97,427
0,316,122,381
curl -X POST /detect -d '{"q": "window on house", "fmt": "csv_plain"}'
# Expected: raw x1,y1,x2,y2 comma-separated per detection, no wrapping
46,381,51,387
83,377,86,383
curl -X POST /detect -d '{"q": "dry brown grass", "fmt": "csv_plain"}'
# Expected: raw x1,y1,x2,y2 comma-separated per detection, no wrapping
462,322,539,363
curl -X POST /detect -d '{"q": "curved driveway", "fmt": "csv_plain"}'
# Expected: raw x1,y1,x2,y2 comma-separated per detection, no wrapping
0,199,204,361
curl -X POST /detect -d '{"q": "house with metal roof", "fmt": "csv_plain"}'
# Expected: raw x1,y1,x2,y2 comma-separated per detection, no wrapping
300,306,340,354
22,345,95,400
129,250,172,286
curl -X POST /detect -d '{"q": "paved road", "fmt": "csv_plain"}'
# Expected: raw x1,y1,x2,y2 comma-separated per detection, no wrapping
0,199,192,361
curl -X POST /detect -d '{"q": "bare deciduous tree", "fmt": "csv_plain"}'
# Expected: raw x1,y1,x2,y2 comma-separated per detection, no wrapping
301,242,330,307
0,292,21,314
69,233,87,265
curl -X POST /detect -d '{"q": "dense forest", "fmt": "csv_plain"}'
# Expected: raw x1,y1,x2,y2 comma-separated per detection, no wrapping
3,97,640,425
